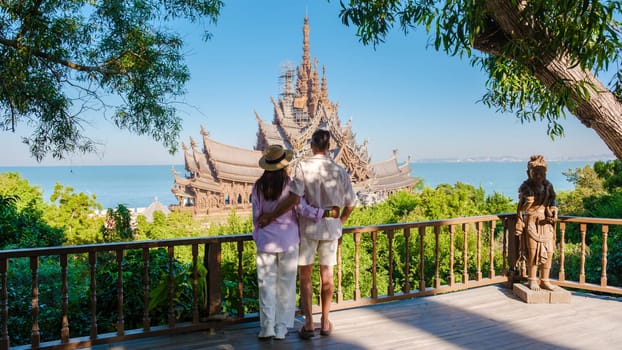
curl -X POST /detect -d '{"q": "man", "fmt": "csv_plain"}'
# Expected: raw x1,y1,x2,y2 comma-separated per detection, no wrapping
259,129,356,339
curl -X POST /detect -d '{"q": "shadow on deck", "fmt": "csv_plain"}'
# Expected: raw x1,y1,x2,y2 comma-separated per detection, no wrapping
93,285,622,350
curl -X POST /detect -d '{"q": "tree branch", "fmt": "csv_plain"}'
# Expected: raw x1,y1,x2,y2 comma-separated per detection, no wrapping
0,36,118,75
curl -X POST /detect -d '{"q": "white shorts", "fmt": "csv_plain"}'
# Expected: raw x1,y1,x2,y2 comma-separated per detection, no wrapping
298,236,338,266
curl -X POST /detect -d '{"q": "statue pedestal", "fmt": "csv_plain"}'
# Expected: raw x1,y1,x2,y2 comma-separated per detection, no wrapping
513,283,571,304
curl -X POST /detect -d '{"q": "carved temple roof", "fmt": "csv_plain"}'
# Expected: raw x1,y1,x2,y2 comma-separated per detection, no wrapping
368,158,417,191
201,136,263,183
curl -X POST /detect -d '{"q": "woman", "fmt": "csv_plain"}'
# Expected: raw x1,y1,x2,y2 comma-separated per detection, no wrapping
252,144,338,340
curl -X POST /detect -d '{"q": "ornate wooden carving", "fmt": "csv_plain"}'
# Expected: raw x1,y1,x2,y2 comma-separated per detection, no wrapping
171,17,416,215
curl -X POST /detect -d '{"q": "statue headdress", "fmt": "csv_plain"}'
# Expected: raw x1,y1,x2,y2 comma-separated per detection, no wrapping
527,155,547,170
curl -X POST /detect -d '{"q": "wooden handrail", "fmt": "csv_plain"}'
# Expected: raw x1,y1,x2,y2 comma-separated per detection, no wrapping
1,215,621,349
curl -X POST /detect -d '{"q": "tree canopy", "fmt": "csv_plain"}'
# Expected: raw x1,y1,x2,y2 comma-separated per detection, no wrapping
3,1,621,161
0,0,223,161
0,173,65,248
339,0,622,159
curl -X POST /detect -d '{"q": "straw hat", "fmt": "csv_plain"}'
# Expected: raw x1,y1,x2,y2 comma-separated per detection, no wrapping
258,145,294,171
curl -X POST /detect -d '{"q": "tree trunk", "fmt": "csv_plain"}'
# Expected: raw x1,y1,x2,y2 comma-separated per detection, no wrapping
535,56,622,160
477,0,622,160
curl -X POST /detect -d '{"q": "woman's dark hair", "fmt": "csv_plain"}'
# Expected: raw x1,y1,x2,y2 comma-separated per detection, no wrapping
256,168,289,201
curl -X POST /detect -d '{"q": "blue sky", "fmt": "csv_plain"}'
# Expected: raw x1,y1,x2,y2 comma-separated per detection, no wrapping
1,0,615,166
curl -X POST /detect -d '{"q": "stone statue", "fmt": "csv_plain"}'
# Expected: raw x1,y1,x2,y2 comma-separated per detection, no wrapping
515,155,558,291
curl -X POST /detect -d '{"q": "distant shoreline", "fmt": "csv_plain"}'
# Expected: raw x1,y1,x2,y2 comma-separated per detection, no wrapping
1,163,186,168
413,154,616,163
2,155,616,168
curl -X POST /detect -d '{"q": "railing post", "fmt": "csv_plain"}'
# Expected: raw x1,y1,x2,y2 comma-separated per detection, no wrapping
354,232,361,300
601,225,609,287
403,228,411,293
434,225,441,289
418,226,426,293
60,254,69,344
30,256,40,348
371,231,378,299
142,248,151,330
475,222,482,281
462,223,469,285
580,224,587,284
88,251,98,340
505,216,520,282
116,250,125,335
387,230,395,296
337,238,343,303
236,241,244,318
488,220,496,279
0,258,9,350
167,246,176,327
449,225,455,286
191,244,199,323
559,222,566,282
205,242,223,317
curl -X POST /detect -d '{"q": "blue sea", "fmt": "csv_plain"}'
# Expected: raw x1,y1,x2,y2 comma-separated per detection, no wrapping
0,165,186,210
409,161,593,201
0,161,596,209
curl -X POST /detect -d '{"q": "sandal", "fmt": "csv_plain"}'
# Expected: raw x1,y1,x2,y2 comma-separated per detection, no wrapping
298,326,315,340
320,320,333,336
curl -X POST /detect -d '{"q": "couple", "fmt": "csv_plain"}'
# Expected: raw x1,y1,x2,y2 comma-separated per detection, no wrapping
251,129,356,340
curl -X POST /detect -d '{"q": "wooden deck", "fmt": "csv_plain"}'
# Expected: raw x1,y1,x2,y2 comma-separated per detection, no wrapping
91,285,622,350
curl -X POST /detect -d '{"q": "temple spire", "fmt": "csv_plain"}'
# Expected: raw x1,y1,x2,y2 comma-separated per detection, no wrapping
297,17,311,99
302,16,311,77
307,57,321,116
321,65,328,101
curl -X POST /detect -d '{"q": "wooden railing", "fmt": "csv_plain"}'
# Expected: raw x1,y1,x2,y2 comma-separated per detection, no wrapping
1,214,621,349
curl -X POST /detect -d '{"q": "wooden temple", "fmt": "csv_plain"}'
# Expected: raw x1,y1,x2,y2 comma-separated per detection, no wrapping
171,17,418,215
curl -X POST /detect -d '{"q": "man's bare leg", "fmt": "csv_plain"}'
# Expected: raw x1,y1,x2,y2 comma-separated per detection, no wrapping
299,264,314,331
319,264,334,332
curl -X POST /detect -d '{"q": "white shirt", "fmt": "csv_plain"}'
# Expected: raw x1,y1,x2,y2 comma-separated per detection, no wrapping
289,154,356,240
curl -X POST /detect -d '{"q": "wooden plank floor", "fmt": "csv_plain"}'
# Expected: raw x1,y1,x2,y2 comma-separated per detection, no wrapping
91,285,622,350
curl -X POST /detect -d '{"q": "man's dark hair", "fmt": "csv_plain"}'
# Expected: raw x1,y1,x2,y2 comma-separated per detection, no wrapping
311,129,330,151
